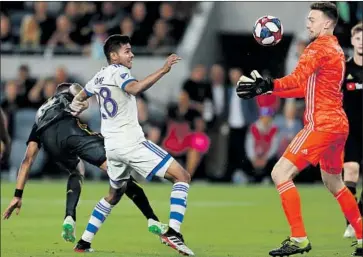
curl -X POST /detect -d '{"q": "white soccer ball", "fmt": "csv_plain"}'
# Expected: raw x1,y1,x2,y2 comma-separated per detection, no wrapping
253,15,284,46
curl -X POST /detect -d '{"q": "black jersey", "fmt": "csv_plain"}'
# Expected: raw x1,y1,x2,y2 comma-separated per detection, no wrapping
342,57,363,134
35,92,74,133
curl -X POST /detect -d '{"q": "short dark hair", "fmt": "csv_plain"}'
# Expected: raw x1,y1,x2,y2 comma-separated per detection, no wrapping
103,34,131,63
351,22,363,37
310,2,338,25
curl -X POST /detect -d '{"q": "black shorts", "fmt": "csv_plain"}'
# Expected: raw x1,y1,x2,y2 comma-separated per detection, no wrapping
39,117,106,172
344,130,362,164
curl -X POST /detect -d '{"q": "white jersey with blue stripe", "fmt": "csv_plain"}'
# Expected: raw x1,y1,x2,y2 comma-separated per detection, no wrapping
84,64,144,150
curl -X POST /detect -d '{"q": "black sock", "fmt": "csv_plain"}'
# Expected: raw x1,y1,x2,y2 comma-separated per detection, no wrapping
345,181,357,225
125,178,159,221
358,190,363,216
65,173,83,221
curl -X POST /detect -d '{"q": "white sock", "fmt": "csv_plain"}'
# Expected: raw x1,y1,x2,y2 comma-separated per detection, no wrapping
169,182,189,233
81,198,113,243
358,239,362,245
291,237,307,243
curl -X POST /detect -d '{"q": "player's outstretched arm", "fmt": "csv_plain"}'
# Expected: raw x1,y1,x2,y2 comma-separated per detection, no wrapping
3,141,39,219
274,45,326,92
272,88,305,98
124,54,181,95
0,107,11,161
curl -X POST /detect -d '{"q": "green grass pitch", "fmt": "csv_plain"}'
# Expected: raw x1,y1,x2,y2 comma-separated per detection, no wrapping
1,181,358,257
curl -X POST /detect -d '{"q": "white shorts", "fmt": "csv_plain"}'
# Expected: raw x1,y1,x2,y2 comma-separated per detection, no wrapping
106,140,174,188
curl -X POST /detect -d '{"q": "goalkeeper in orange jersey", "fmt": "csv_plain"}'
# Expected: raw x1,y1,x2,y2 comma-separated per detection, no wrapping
237,2,362,256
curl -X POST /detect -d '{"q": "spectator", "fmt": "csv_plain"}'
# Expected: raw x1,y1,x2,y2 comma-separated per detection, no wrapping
207,64,229,126
223,68,258,182
33,2,56,45
114,16,145,46
1,81,27,135
47,15,79,50
181,64,212,115
20,15,41,49
28,78,49,108
131,2,147,30
54,66,74,85
131,2,151,43
147,19,175,54
42,78,57,99
204,64,230,179
159,2,186,41
245,107,279,183
16,65,37,97
63,1,79,24
1,14,15,51
274,100,303,157
160,91,207,177
94,2,125,34
84,20,108,59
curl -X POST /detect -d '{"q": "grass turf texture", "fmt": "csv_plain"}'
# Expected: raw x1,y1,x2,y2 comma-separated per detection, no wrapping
1,181,358,257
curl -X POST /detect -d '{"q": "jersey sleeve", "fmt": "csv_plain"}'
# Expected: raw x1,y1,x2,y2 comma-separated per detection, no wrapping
26,123,41,148
272,88,305,98
114,65,137,91
274,42,326,91
84,79,96,97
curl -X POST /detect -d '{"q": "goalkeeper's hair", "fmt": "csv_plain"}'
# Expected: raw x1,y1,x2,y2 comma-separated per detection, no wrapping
310,2,338,26
351,22,363,37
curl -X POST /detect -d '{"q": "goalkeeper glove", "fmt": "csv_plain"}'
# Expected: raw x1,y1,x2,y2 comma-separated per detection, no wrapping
236,70,274,99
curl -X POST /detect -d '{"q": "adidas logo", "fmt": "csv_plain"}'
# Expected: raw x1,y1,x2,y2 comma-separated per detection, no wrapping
301,149,308,155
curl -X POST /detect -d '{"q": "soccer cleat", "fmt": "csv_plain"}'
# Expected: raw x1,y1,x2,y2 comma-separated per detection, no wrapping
344,224,356,238
148,219,168,236
74,239,94,253
269,237,312,256
62,216,76,243
351,241,363,256
161,227,194,256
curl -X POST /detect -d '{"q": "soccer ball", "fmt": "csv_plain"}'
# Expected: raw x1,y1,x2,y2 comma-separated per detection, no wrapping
253,15,283,46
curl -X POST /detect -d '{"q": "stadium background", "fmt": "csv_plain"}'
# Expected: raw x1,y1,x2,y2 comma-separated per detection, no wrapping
1,2,363,257
0,1,361,183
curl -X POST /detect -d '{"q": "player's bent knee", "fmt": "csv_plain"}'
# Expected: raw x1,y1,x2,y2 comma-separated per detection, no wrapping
344,162,360,180
271,157,299,184
165,160,191,184
105,180,128,205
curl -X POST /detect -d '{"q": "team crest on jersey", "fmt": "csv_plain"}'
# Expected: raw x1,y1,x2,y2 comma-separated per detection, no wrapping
120,73,129,79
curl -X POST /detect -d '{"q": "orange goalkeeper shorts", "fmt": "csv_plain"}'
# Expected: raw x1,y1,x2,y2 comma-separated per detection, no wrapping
283,128,348,174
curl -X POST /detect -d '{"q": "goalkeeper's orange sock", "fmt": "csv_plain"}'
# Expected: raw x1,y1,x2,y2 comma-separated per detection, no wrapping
335,187,362,240
277,181,307,239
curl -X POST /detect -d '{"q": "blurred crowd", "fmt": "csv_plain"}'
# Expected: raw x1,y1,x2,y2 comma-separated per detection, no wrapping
1,62,307,184
0,1,195,56
1,1,360,183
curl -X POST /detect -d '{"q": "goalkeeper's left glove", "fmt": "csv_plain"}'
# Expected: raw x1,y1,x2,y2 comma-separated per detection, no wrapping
236,70,274,99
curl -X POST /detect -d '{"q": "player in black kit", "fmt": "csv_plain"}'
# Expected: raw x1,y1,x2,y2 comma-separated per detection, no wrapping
342,22,363,239
2,83,166,242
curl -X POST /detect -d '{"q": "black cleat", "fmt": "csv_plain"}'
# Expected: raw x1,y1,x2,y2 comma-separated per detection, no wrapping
74,239,94,253
351,241,363,256
269,237,312,256
161,227,194,256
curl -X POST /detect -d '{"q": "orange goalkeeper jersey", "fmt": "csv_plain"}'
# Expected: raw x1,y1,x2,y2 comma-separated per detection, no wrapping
273,35,348,134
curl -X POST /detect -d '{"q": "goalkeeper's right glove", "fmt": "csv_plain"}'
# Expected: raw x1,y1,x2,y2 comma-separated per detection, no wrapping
236,70,274,99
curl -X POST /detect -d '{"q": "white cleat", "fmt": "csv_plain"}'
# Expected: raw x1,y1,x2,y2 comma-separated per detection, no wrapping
62,216,76,243
148,219,168,236
343,224,356,238
161,228,195,256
